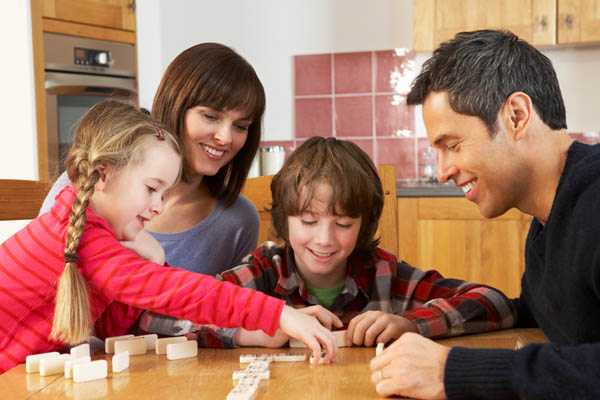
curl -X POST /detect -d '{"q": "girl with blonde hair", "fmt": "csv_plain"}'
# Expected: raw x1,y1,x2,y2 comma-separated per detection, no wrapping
0,101,336,374
41,43,267,275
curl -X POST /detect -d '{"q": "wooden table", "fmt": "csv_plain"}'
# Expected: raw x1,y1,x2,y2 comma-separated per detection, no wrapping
0,328,548,399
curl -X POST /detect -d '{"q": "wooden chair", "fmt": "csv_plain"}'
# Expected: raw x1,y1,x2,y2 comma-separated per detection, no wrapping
0,179,52,221
240,164,399,256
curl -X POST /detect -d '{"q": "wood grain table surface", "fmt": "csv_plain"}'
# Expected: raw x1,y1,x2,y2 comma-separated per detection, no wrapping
0,328,548,400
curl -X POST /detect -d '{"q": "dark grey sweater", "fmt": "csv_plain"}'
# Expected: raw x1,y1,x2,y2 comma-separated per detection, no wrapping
444,141,600,399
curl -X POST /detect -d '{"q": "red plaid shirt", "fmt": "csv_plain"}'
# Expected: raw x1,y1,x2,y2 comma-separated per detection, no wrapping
138,242,516,347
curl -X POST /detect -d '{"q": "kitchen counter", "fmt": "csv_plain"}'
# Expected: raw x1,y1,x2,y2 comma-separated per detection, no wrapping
396,180,464,197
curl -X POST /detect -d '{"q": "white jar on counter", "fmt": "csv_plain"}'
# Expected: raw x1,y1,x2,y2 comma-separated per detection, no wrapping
247,153,261,178
260,146,285,175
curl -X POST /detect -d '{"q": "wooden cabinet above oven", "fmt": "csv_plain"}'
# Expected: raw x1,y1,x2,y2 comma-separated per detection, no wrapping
38,0,136,45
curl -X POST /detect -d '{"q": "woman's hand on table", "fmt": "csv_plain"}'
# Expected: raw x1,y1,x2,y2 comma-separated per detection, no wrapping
346,311,418,347
370,332,450,400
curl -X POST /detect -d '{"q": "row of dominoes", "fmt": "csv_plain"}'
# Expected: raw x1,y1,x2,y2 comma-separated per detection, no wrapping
24,334,198,383
105,333,197,360
227,358,268,400
25,343,109,383
227,352,310,399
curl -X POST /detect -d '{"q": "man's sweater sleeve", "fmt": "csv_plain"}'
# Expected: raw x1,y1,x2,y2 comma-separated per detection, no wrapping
444,342,600,399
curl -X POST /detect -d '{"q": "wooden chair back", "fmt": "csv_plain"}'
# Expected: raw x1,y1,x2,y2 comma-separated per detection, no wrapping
0,179,52,221
240,164,399,255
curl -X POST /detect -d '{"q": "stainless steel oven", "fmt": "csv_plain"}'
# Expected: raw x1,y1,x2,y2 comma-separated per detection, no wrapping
44,33,137,178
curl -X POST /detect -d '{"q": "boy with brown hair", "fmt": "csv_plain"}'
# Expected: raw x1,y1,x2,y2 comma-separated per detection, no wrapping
139,136,516,348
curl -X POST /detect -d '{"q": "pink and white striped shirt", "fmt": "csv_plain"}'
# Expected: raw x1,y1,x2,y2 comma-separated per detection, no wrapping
0,186,284,373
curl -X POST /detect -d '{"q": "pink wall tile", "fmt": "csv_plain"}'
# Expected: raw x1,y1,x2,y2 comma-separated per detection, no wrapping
295,54,332,96
295,98,332,138
349,139,374,163
334,96,372,137
334,52,372,94
374,49,416,93
376,137,416,180
375,95,414,137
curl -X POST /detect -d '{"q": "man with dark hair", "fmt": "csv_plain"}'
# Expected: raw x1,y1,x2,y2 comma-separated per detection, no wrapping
370,29,600,399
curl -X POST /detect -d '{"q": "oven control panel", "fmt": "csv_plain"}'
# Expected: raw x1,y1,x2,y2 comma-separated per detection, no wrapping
74,47,111,67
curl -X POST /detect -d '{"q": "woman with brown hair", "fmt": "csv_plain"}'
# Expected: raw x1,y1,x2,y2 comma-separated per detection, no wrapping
41,43,264,275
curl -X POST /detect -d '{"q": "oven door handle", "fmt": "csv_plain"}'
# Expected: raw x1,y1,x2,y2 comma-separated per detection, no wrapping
45,71,137,94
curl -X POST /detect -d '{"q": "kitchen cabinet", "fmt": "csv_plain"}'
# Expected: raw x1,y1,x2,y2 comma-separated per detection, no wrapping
414,0,600,51
40,0,136,44
396,196,530,298
558,0,600,43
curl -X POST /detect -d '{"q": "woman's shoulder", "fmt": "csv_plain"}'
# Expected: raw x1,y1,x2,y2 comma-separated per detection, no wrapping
217,193,259,223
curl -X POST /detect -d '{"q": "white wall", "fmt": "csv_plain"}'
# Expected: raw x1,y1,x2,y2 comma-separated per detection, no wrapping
0,1,37,178
137,0,413,140
138,0,600,140
0,1,38,241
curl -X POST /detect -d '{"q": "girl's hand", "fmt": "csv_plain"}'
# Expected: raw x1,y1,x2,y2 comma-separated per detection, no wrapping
120,230,166,265
278,305,338,364
346,311,418,347
297,305,344,330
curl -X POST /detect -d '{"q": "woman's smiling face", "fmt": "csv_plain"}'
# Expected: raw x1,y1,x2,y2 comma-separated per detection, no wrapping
181,106,252,179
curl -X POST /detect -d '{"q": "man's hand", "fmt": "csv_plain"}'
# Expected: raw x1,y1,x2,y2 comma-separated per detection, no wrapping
370,332,450,400
346,311,418,347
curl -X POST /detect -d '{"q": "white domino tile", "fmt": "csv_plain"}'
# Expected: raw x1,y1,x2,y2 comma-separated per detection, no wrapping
309,351,327,365
26,352,60,373
73,360,108,383
39,354,71,376
247,360,271,371
65,356,91,379
233,370,270,380
376,342,385,356
155,337,187,355
70,343,90,360
239,354,273,363
332,330,347,347
114,338,147,356
104,334,135,354
244,364,270,374
137,333,158,351
112,351,129,373
227,384,257,400
166,341,198,360
273,352,306,362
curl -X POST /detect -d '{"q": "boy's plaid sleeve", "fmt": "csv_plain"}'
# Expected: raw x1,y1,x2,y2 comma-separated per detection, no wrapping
394,264,517,338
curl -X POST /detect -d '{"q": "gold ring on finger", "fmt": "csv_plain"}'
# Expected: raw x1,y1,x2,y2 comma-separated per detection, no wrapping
378,370,383,382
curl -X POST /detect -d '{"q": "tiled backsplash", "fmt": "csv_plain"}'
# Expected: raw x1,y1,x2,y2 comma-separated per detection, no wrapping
258,49,600,181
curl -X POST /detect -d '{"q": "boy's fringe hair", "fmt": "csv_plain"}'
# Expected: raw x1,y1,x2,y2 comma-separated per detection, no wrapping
49,100,181,344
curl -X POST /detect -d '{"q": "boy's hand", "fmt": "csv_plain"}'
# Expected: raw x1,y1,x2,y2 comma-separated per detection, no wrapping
120,229,166,265
278,306,338,364
346,311,418,347
297,305,344,330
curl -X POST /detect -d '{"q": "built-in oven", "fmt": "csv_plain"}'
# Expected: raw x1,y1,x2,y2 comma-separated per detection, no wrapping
44,33,137,178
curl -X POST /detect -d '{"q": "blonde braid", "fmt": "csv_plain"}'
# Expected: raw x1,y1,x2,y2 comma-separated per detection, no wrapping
49,161,100,344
